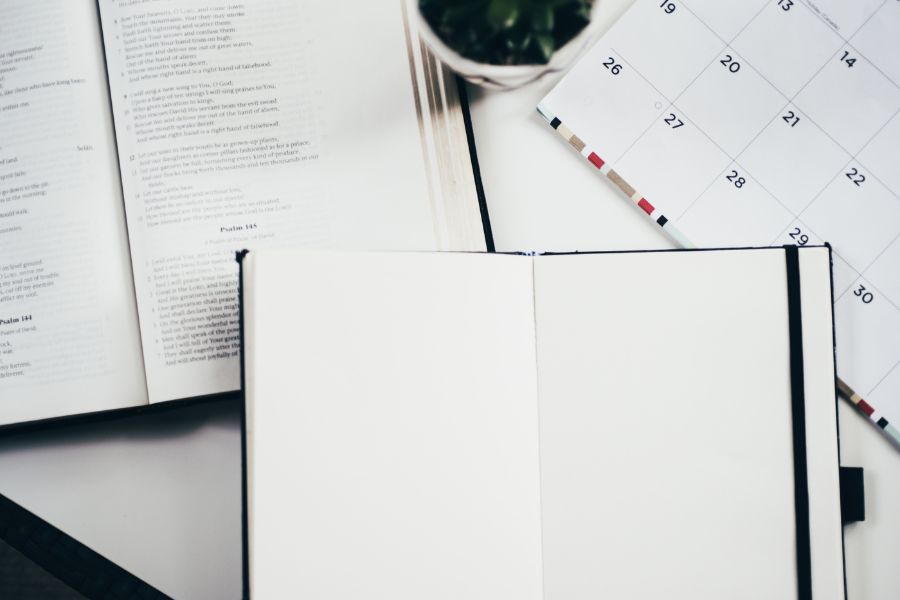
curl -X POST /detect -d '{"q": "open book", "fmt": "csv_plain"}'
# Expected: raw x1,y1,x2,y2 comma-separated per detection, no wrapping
0,0,486,426
241,247,846,599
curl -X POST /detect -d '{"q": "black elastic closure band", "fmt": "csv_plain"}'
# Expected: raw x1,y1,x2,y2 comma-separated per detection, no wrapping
784,245,812,600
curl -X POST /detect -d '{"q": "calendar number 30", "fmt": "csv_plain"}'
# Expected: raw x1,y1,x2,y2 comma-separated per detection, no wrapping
778,0,794,11
854,285,874,304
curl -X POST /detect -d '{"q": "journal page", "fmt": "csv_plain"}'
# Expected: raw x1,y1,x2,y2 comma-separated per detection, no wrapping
99,0,465,402
243,250,543,599
532,248,843,600
0,0,147,424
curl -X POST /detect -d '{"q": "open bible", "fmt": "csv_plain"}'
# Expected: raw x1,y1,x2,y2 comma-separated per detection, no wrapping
0,0,487,426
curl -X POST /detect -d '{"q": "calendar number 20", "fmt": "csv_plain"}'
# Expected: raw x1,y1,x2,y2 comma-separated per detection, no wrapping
720,55,741,73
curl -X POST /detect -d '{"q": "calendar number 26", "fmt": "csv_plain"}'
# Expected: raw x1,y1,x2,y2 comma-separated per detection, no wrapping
602,57,623,75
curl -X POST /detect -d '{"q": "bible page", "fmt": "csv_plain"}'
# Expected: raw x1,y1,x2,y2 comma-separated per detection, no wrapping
0,0,147,425
99,0,471,402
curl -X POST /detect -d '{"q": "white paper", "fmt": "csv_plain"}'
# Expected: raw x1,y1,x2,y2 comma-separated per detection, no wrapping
0,0,147,424
244,251,543,599
98,0,478,402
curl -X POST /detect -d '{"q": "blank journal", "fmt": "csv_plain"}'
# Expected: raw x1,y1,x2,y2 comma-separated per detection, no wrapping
241,247,844,600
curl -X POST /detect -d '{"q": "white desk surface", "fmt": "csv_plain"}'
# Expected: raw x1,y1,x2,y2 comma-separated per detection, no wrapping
1,1,898,597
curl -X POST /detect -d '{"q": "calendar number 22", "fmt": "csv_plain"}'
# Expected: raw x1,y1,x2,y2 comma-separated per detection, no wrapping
845,167,866,186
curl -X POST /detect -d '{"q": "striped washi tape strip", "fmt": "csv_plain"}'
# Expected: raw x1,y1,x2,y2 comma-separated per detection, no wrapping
538,103,900,449
536,104,694,249
838,379,900,447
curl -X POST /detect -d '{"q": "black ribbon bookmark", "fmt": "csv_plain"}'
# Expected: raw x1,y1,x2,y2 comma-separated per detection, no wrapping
784,245,812,600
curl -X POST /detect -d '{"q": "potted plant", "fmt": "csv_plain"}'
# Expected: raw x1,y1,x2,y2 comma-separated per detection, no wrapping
417,0,599,89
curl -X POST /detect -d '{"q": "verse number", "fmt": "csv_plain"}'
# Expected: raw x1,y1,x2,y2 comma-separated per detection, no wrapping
788,227,809,246
778,0,794,11
726,169,746,188
659,0,676,13
720,54,741,73
602,57,623,75
840,50,857,68
664,113,684,129
782,110,800,127
845,167,866,186
854,285,874,304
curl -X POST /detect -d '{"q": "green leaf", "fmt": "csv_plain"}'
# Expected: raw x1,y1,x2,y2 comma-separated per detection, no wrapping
487,0,520,30
534,32,555,62
531,4,554,31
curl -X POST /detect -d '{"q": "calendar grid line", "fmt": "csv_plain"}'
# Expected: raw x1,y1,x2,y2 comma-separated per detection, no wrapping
606,47,677,165
868,359,900,399
616,1,894,231
838,41,900,93
607,45,804,223
660,24,900,245
858,231,900,307
680,0,876,165
680,0,835,101
682,0,900,185
668,0,769,108
833,274,896,314
861,104,900,153
797,0,900,92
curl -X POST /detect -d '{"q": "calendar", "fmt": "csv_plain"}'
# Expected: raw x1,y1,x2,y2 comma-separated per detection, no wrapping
539,0,900,445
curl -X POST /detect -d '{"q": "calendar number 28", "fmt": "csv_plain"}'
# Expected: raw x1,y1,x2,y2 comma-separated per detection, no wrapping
726,170,746,188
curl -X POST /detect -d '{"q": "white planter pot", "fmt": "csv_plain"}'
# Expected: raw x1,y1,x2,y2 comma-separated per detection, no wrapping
415,2,602,90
